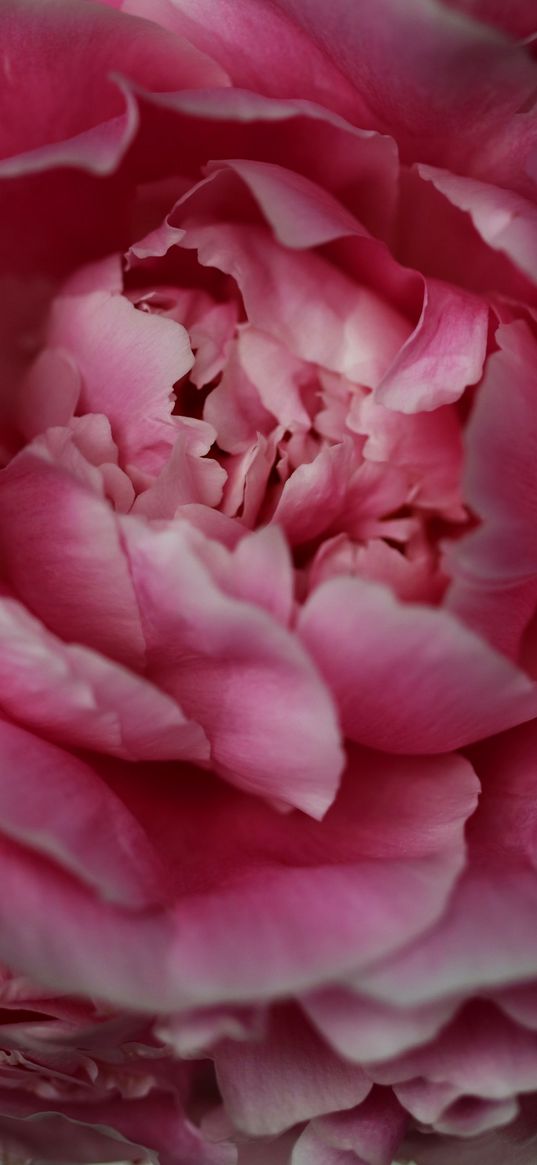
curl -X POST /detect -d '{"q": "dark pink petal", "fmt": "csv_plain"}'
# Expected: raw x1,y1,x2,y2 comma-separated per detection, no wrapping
439,0,537,41
0,0,227,162
121,0,360,118
299,576,537,752
128,83,399,238
0,1089,235,1165
268,0,537,193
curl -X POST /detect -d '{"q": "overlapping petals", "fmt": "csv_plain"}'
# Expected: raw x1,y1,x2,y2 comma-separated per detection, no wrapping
0,0,537,1162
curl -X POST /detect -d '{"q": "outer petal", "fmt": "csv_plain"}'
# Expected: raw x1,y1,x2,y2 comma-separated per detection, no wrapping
299,576,537,753
417,165,537,283
0,0,227,163
269,0,537,194
354,721,537,1008
0,746,476,1010
121,0,360,118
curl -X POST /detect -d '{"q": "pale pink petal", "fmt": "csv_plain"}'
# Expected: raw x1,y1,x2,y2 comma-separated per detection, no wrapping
403,1102,537,1165
181,218,410,386
205,158,362,248
205,326,309,453
48,256,194,474
0,596,208,762
221,432,279,527
157,1005,264,1058
291,1089,407,1165
273,442,408,546
308,536,443,604
133,425,226,518
0,720,165,909
199,526,295,626
372,1001,537,1102
350,393,464,515
203,336,276,455
213,1005,371,1136
300,576,537,751
375,277,488,412
0,450,146,669
417,165,537,283
303,988,458,1065
121,517,344,816
395,1079,518,1138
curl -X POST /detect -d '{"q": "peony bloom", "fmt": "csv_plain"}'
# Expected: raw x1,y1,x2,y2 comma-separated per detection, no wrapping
0,0,537,1161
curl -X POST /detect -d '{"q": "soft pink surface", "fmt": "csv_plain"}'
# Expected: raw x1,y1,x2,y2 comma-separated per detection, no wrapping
0,0,536,1162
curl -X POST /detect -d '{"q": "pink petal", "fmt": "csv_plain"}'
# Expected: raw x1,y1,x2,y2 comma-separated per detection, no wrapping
213,1005,371,1136
0,449,146,669
0,0,226,163
292,1089,407,1165
303,987,457,1065
449,321,537,584
205,327,309,453
0,720,165,909
48,256,194,474
417,164,537,283
0,596,208,762
375,277,488,412
17,349,80,440
372,1001,537,1101
299,576,537,752
0,745,476,1009
128,83,399,238
266,0,537,193
122,0,360,118
354,720,537,1008
121,516,344,816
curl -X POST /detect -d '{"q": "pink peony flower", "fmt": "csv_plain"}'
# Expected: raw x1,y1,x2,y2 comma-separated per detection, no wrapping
0,0,537,1161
